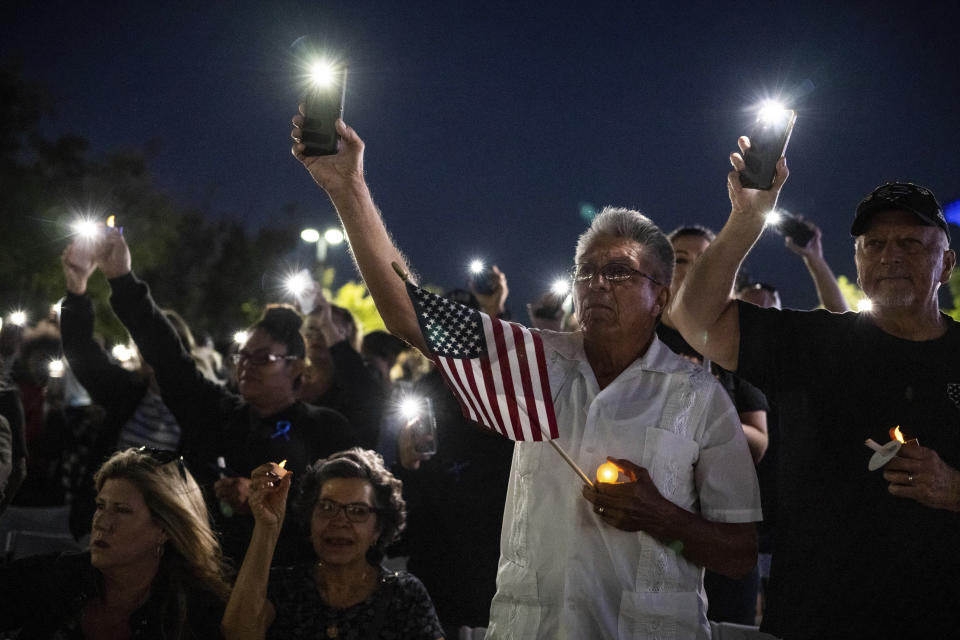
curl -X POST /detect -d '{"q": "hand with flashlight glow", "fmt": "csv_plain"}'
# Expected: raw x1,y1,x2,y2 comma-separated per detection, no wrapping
883,443,960,512
303,286,347,348
779,214,822,259
95,227,132,279
397,419,432,471
291,111,365,196
471,264,509,317
728,140,789,226
526,280,570,331
582,457,672,533
776,217,851,314
248,461,292,531
62,238,99,295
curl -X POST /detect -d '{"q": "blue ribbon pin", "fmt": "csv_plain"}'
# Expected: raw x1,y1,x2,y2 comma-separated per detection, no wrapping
271,420,292,441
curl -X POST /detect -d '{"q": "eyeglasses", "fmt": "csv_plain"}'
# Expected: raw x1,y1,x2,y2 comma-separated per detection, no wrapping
231,351,301,366
137,446,187,482
314,498,379,523
572,262,663,286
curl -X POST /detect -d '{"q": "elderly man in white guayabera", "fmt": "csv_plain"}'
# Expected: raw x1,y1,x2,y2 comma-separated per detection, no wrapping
288,110,761,640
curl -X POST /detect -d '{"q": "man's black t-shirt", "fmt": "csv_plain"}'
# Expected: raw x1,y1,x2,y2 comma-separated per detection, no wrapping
738,302,960,639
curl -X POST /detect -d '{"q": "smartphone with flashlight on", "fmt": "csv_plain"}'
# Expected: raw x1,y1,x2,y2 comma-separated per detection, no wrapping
739,107,797,190
471,269,496,296
412,397,438,455
773,210,814,248
469,261,496,296
301,65,347,157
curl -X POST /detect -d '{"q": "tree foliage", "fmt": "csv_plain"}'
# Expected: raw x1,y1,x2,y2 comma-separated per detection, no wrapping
0,64,314,345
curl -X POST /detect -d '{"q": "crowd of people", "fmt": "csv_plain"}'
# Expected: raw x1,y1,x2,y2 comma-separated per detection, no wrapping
0,108,956,640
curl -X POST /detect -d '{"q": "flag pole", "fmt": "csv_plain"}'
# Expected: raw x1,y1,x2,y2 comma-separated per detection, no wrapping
392,261,594,488
548,438,594,488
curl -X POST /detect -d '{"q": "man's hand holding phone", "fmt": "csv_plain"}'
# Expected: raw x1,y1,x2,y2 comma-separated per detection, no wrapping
728,138,789,226
782,215,822,257
292,113,366,197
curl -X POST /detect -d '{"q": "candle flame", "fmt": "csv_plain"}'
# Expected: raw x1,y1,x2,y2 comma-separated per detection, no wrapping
596,461,620,484
278,459,287,469
890,426,905,444
106,215,116,228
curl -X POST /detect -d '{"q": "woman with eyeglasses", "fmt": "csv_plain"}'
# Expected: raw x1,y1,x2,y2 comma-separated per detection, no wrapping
0,447,232,638
222,448,444,640
92,228,358,566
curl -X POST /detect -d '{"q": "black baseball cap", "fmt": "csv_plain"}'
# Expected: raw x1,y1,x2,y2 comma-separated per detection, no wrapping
851,182,950,241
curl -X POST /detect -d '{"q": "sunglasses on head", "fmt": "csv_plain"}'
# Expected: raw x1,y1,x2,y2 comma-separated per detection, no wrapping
137,446,187,482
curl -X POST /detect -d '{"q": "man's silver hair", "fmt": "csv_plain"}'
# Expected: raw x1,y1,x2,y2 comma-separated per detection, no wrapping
574,206,675,285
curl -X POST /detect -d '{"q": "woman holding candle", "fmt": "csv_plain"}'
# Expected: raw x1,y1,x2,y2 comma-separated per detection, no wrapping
222,448,444,640
0,447,232,638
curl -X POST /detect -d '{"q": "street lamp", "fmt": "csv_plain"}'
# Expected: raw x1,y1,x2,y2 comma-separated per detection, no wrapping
301,226,345,264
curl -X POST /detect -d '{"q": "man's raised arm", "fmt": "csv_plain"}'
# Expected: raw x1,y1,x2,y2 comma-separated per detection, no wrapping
291,111,427,353
671,138,788,371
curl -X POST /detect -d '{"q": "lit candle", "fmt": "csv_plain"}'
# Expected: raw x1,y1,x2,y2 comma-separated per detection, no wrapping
596,461,620,484
865,426,907,471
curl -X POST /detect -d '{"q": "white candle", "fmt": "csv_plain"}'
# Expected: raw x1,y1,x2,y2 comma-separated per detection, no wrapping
867,439,902,471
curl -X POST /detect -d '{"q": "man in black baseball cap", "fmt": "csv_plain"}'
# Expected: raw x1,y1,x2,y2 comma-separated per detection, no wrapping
851,181,951,241
672,143,960,639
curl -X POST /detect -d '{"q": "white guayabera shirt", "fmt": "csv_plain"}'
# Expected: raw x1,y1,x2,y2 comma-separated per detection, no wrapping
486,331,761,640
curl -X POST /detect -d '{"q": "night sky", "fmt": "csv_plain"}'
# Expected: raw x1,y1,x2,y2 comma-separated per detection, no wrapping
5,1,960,318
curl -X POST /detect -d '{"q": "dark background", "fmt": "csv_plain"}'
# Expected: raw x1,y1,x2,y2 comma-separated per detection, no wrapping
4,1,959,322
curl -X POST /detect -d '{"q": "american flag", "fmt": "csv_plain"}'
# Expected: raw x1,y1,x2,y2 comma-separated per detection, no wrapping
406,281,559,441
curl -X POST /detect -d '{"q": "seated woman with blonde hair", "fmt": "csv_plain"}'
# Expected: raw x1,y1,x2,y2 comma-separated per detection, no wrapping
222,447,444,640
0,447,231,638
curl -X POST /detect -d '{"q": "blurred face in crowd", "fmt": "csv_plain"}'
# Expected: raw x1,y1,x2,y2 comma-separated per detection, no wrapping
669,233,711,297
310,477,381,569
298,314,334,403
574,235,669,346
302,314,329,358
236,328,303,405
90,478,167,572
854,210,955,310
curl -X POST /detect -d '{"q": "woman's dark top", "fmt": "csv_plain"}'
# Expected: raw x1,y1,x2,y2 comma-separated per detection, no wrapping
312,341,386,451
0,551,225,639
60,291,156,537
267,563,443,640
107,272,358,565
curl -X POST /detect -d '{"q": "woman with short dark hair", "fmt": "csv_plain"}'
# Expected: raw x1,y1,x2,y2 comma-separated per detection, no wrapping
222,448,444,640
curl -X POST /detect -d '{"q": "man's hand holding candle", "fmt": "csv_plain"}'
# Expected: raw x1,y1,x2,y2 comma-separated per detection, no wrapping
883,443,960,512
581,457,671,533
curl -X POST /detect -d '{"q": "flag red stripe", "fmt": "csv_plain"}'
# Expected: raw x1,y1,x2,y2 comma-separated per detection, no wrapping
478,344,514,438
437,357,481,423
460,355,507,437
532,332,559,438
489,317,524,440
509,323,545,441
